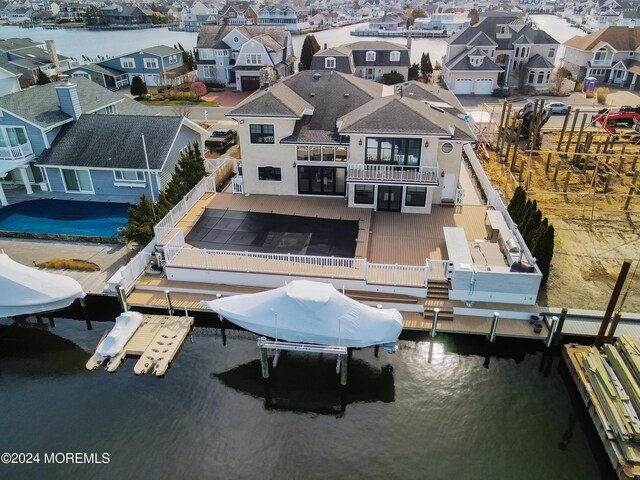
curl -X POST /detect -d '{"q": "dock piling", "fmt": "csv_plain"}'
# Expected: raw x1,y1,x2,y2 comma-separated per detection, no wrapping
595,259,633,348
431,308,440,338
164,289,173,316
117,286,128,312
545,316,559,347
488,312,500,342
260,340,269,379
340,354,348,386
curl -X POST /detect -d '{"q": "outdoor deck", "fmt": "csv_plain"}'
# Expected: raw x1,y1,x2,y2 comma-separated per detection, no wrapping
169,191,490,266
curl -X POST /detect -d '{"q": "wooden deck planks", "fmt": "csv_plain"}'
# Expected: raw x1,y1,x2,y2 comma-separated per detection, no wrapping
367,205,491,264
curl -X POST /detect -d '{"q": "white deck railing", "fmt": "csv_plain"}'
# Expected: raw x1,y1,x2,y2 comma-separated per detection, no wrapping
232,176,244,194
113,239,157,294
0,143,33,160
154,158,233,243
347,163,439,183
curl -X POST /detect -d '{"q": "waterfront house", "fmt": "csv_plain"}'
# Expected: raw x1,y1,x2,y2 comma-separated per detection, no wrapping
65,46,189,87
226,71,474,213
414,13,470,34
256,3,308,29
0,37,71,83
442,14,559,94
0,77,207,206
100,5,154,26
310,40,411,82
197,25,295,90
362,13,405,31
57,2,87,21
561,25,640,88
217,1,257,25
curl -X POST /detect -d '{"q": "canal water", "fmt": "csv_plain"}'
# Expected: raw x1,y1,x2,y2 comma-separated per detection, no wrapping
0,14,585,65
0,314,615,480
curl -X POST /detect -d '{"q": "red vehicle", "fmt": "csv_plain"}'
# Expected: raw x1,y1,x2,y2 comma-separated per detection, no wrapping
592,106,640,134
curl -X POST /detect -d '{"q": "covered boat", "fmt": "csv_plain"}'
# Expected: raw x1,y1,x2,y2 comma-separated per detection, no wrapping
200,280,403,351
0,253,85,317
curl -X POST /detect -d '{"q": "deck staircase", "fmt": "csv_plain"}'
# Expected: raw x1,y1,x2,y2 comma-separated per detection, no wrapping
424,280,454,321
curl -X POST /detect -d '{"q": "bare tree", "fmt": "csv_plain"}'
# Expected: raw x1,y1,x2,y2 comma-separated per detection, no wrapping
171,104,192,118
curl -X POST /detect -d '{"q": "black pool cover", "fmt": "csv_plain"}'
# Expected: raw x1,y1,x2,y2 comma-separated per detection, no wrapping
185,209,359,258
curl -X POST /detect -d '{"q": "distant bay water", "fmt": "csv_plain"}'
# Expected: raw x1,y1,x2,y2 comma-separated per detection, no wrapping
0,14,585,65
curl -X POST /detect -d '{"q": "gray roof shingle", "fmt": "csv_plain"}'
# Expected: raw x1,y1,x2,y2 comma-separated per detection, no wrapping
526,54,554,69
198,25,288,49
229,81,313,117
0,77,129,129
141,45,182,57
37,115,184,170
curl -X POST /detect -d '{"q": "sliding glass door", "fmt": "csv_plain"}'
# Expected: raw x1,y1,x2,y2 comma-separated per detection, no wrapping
61,168,93,193
298,166,346,195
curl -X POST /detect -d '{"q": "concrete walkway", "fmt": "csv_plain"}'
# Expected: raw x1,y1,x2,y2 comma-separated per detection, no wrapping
459,161,484,206
0,238,132,295
202,88,253,107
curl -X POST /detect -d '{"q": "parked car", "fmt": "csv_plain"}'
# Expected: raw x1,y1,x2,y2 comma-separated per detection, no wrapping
491,88,509,98
547,102,568,115
205,129,237,152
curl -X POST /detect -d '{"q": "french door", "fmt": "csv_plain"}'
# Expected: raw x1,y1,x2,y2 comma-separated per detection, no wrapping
377,185,403,212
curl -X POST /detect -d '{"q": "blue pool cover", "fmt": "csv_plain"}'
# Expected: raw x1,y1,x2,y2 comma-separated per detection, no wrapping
0,199,132,238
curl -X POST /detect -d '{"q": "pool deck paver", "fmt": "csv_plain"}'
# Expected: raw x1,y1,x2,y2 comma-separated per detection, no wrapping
0,238,132,294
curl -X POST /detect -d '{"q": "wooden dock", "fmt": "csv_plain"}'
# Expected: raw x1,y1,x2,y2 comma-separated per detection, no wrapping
87,314,193,377
563,344,640,480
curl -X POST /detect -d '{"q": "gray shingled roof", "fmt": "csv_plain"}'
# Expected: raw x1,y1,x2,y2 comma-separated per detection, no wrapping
0,37,42,52
198,25,288,49
526,54,554,69
229,81,313,117
344,40,407,50
396,81,465,115
37,115,184,170
67,63,125,77
338,96,474,139
445,49,503,72
310,49,354,74
0,77,127,129
448,15,559,48
142,45,182,57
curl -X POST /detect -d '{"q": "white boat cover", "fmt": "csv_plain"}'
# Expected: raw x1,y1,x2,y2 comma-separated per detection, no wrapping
96,311,143,357
200,280,403,348
0,253,86,317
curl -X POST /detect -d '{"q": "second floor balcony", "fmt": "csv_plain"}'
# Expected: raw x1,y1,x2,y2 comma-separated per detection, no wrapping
0,128,33,161
347,162,439,184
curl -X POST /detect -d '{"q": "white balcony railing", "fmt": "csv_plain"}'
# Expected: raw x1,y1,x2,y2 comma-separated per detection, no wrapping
347,163,439,184
591,58,612,67
0,143,33,161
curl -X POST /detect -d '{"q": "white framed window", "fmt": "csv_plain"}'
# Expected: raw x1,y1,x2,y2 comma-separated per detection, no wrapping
61,168,93,193
120,57,135,69
245,53,262,65
114,170,146,183
168,54,179,65
203,65,216,78
216,50,229,56
325,57,336,69
366,51,376,61
441,142,453,154
144,58,158,69
548,47,555,58
104,104,117,115
390,51,400,62
250,124,274,144
198,48,214,60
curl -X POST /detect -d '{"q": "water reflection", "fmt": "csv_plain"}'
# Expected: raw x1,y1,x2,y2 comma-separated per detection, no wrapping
215,353,394,416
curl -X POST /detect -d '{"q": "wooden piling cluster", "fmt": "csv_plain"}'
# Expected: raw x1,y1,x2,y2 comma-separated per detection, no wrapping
564,340,640,479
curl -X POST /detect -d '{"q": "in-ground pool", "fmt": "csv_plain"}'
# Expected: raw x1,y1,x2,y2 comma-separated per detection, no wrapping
0,199,132,238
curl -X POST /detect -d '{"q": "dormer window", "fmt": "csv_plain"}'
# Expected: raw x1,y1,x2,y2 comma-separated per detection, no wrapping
325,57,336,69
470,56,483,67
366,51,376,62
390,51,400,62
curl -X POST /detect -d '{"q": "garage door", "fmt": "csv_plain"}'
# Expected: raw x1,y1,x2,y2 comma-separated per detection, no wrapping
455,78,472,94
240,76,260,91
475,79,493,95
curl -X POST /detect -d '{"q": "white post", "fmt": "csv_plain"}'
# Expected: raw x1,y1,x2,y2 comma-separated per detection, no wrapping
488,312,500,342
0,182,8,206
141,132,157,222
431,308,439,338
546,316,559,347
18,167,33,194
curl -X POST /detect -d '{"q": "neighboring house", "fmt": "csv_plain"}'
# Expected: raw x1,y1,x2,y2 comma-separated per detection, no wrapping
100,5,153,26
414,13,470,34
226,71,475,214
0,77,207,206
442,15,559,94
58,1,86,21
65,45,187,87
217,1,257,25
7,7,33,22
184,13,217,28
562,25,640,88
0,66,21,95
0,37,72,83
197,25,295,91
355,13,404,31
310,40,411,82
256,4,307,26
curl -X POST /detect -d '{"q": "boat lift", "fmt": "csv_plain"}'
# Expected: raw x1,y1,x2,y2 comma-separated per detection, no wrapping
257,337,349,385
